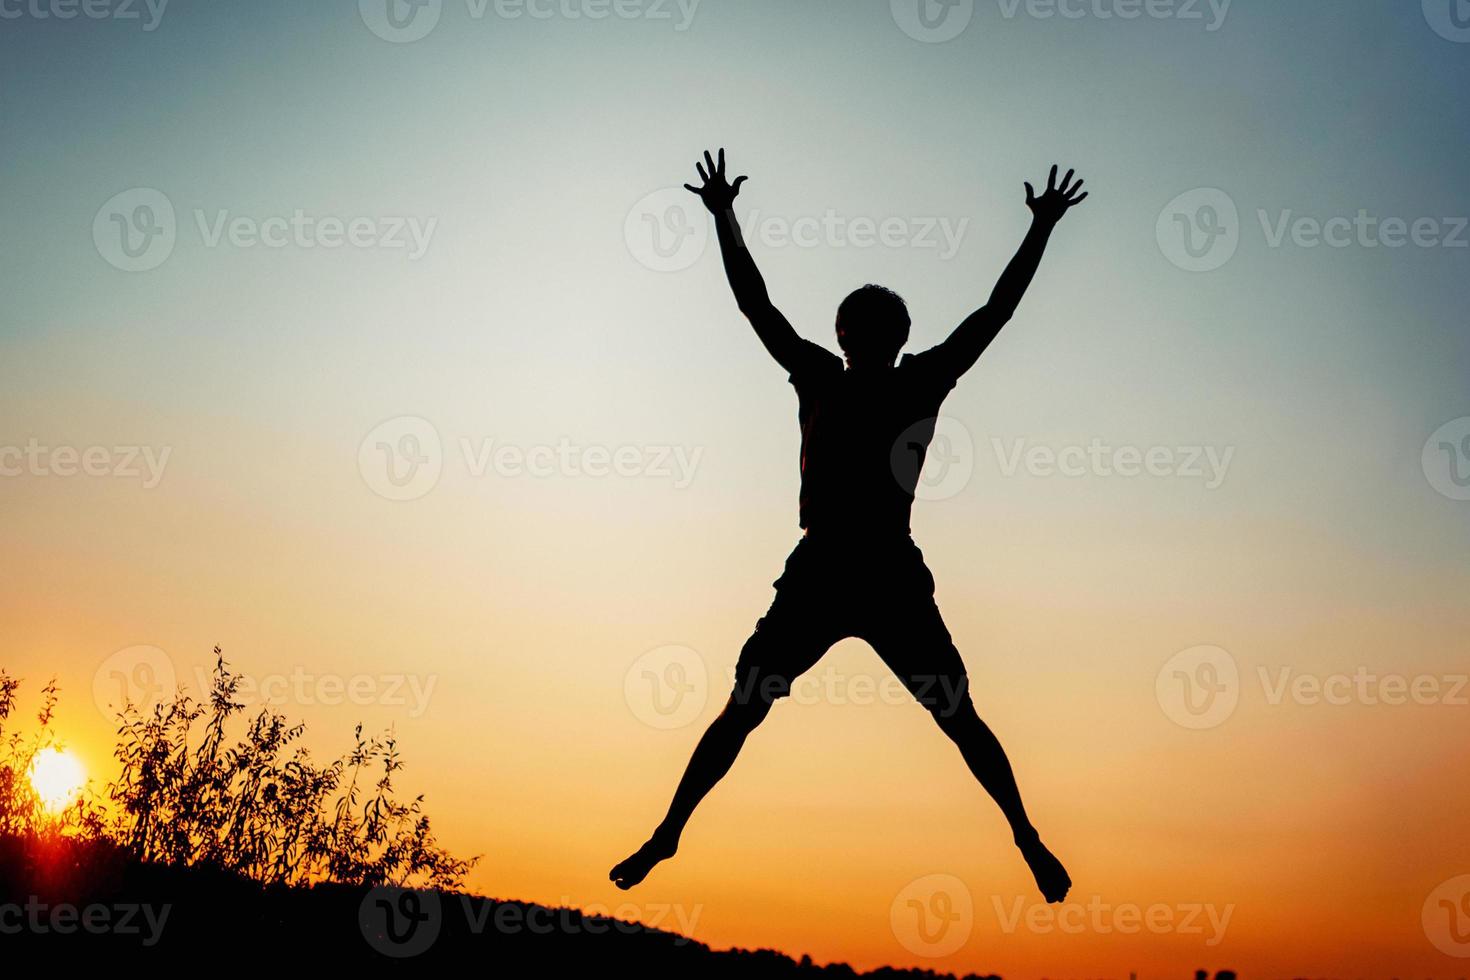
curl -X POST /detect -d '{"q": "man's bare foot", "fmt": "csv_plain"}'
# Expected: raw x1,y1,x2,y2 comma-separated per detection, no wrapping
1016,832,1071,903
609,832,678,890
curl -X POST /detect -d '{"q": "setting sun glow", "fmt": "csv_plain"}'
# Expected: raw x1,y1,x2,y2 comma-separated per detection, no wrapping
29,748,85,812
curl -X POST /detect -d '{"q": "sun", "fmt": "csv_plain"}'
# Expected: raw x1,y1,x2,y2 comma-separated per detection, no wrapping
29,747,86,812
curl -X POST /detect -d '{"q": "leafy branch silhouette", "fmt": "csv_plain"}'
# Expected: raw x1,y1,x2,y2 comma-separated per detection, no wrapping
2,648,473,890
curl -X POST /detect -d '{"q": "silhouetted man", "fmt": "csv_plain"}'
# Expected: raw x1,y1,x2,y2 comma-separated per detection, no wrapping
612,150,1087,903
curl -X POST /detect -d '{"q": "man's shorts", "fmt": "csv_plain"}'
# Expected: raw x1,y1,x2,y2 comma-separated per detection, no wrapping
731,534,972,718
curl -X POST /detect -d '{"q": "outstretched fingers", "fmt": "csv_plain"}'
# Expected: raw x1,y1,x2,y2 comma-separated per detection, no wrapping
1026,166,1090,216
685,149,747,206
1048,166,1091,209
1063,174,1088,208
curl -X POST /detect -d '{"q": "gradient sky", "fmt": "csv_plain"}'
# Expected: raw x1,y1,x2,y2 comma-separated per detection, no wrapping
3,0,1470,975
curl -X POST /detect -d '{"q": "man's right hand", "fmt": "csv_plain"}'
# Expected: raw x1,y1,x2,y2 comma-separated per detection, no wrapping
1024,165,1087,226
684,148,748,214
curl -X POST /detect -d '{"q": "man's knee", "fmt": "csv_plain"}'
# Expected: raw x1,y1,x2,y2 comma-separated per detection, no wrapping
912,672,974,726
718,691,773,732
729,657,795,712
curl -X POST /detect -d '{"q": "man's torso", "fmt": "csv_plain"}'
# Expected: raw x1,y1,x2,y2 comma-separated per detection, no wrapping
788,342,959,534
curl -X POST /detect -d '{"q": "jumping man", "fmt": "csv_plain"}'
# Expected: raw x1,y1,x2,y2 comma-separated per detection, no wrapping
612,150,1088,903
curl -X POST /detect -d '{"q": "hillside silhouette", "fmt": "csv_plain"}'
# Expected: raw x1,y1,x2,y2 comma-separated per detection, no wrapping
0,834,1241,977
2,832,1010,973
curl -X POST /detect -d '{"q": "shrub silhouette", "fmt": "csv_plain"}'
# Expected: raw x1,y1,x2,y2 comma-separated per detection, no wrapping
2,648,472,889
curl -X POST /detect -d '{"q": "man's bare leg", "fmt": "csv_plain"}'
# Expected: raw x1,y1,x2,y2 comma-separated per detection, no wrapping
934,705,1076,905
610,694,773,889
932,701,1072,903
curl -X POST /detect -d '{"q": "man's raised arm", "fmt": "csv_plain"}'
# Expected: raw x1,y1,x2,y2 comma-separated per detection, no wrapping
925,166,1089,380
686,149,815,374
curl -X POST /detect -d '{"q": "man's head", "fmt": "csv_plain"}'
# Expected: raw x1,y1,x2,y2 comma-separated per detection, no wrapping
836,284,910,368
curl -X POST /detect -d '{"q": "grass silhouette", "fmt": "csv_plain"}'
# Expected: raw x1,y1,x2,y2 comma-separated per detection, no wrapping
107,650,470,889
2,650,469,888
